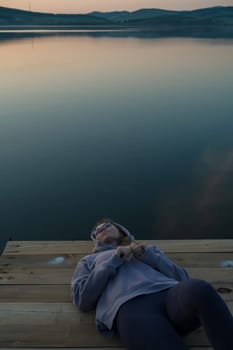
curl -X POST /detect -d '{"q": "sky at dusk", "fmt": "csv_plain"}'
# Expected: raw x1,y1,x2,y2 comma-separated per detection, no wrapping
0,0,232,14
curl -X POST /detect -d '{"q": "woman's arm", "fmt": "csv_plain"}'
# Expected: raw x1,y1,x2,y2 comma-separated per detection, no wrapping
133,244,190,282
71,253,124,312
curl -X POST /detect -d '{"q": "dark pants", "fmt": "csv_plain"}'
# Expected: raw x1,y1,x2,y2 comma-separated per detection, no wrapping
116,279,233,350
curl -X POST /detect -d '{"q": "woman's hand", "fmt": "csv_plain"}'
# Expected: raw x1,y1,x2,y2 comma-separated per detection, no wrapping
115,242,147,261
115,246,133,261
130,242,146,258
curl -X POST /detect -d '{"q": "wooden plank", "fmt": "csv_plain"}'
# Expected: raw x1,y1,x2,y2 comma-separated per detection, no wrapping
3,241,94,255
0,302,119,347
1,252,233,268
1,302,231,347
0,267,71,284
1,240,231,350
169,252,233,268
186,268,233,283
0,254,80,269
0,282,232,303
0,285,71,302
0,266,232,284
3,239,233,255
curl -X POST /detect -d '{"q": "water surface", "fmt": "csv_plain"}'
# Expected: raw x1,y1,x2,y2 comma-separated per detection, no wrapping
0,33,233,250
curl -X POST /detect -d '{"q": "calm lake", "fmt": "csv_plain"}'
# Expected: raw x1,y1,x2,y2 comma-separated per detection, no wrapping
0,32,233,250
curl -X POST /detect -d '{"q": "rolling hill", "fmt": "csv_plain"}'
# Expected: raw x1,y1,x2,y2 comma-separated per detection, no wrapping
0,6,232,27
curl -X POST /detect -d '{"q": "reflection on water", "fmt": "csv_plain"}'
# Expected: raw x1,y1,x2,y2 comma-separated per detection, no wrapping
158,150,233,236
0,33,233,249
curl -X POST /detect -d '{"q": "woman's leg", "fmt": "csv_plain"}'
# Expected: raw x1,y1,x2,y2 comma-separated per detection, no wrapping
165,279,233,350
115,292,189,350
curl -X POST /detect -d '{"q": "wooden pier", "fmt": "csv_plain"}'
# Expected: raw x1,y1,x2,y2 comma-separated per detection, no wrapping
0,239,232,349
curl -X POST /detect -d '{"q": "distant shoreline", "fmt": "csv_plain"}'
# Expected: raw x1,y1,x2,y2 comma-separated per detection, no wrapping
0,29,233,41
1,6,233,38
0,24,233,39
1,5,233,39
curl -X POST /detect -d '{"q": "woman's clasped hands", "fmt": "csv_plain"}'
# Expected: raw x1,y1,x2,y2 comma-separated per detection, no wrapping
115,242,146,261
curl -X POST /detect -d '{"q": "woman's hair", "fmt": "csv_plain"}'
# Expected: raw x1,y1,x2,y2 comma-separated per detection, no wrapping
93,217,130,245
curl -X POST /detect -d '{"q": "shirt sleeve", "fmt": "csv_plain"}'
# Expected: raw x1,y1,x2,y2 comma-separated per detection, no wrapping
136,245,190,282
71,253,123,312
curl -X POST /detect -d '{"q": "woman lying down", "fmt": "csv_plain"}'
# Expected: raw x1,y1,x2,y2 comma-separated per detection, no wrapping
71,218,233,350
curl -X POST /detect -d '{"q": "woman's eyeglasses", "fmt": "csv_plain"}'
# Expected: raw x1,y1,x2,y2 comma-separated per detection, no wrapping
94,222,113,236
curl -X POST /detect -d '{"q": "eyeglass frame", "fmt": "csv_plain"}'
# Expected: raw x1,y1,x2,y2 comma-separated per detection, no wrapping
93,222,114,237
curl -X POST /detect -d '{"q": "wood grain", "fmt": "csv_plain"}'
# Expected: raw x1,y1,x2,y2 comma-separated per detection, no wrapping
0,240,232,349
1,252,233,267
0,302,231,347
3,239,233,255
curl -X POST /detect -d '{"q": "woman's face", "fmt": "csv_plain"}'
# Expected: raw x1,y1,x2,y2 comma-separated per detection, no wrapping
95,222,122,243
